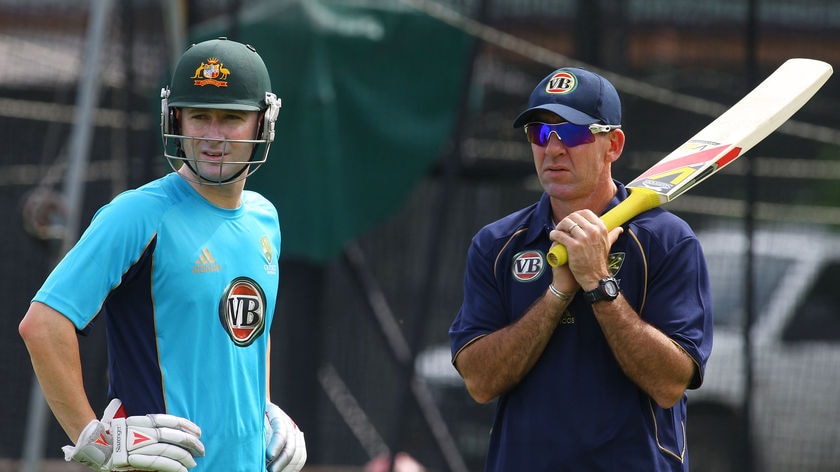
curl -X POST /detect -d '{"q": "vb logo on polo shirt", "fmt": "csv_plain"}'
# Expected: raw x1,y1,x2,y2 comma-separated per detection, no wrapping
512,250,545,282
219,277,266,346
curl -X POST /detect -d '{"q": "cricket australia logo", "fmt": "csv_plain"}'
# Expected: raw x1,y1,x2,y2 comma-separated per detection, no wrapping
191,57,230,87
546,71,577,94
219,277,266,347
512,250,545,282
608,252,625,275
261,235,278,275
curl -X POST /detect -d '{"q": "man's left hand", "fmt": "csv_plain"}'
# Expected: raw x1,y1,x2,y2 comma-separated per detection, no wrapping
265,402,306,472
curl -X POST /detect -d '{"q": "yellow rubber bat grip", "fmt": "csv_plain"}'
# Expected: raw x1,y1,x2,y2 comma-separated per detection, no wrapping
546,188,664,267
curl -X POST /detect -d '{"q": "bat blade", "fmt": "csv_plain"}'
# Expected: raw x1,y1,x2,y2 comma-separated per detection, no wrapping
547,58,833,267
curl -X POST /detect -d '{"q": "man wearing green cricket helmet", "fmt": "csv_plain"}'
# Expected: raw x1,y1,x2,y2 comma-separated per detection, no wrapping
20,37,305,472
161,36,281,186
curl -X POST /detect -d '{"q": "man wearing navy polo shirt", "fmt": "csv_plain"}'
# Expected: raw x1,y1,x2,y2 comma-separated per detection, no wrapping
449,67,713,471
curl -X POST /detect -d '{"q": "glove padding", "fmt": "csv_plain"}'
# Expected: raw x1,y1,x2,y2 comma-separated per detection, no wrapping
63,398,205,472
265,402,306,472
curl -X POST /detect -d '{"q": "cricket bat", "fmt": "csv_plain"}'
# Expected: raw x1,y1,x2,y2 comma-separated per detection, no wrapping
546,58,833,267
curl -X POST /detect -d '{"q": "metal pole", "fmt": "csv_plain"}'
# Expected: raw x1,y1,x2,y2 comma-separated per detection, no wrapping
21,1,113,470
743,0,758,471
162,0,188,70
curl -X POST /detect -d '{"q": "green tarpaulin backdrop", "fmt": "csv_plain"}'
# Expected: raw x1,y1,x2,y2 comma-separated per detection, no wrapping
191,0,473,263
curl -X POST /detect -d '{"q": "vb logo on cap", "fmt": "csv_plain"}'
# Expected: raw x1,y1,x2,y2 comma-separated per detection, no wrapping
546,71,577,94
512,67,621,128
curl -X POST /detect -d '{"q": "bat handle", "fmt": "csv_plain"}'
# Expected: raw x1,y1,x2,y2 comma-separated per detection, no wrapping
546,188,664,267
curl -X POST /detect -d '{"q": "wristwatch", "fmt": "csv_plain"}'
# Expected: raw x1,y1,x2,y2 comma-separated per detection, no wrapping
583,276,620,303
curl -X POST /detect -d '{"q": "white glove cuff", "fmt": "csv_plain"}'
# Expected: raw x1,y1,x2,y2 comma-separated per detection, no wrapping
62,419,112,471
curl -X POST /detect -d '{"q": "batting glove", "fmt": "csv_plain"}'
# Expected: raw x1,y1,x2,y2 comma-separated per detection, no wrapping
62,398,205,472
265,402,306,472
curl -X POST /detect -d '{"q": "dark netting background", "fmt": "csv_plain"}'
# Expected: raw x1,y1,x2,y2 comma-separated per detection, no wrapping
2,1,840,471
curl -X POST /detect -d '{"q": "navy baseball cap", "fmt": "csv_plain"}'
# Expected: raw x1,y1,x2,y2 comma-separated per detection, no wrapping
513,67,621,128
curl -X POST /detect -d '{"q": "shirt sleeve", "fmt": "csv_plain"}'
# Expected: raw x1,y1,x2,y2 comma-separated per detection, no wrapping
642,230,714,389
449,231,508,364
33,191,160,331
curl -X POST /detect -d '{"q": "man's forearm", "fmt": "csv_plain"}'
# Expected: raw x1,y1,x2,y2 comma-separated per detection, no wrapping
20,303,96,441
592,296,695,408
454,289,571,403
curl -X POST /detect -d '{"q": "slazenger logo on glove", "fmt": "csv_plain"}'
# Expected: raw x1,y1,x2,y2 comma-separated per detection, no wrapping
131,430,153,447
94,434,109,447
113,422,122,451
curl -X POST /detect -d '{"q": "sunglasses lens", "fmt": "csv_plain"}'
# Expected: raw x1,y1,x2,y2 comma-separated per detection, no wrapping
525,123,549,146
562,124,597,146
525,123,597,147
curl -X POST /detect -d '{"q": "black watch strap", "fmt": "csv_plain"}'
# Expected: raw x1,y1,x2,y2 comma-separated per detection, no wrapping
583,276,620,303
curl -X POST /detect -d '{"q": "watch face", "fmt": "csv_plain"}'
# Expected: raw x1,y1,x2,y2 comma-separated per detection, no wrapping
604,279,619,297
585,277,620,303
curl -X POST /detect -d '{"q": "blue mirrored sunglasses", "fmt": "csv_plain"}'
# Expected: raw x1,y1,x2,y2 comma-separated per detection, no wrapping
524,122,619,147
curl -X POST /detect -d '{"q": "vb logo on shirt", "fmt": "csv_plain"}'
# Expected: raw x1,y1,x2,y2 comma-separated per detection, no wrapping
512,250,545,282
219,277,266,346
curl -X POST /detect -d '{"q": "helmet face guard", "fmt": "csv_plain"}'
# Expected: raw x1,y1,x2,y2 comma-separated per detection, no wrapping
161,89,280,184
160,37,280,185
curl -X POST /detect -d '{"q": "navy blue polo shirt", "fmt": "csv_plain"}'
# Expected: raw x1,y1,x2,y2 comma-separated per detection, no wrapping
450,181,713,471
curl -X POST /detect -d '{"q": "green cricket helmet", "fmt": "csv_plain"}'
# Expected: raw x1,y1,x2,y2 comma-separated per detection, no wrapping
160,37,281,184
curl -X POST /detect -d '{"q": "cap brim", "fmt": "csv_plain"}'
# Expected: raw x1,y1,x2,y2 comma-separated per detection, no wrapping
168,101,262,111
512,104,599,128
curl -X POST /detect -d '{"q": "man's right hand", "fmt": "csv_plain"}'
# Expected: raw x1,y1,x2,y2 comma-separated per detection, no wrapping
62,399,205,472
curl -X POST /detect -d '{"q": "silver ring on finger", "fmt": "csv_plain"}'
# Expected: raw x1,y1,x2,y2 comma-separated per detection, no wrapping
567,223,580,234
